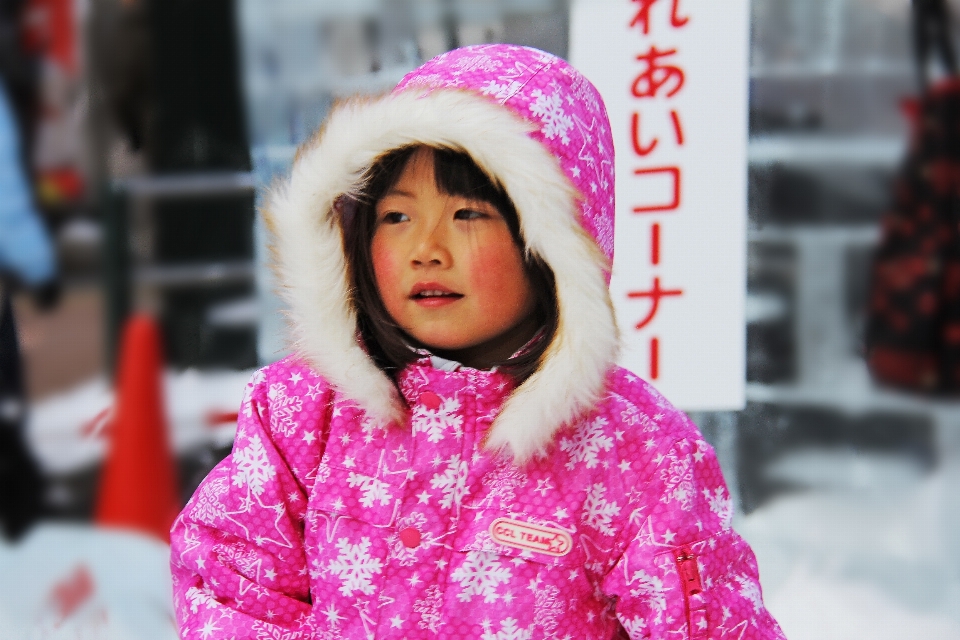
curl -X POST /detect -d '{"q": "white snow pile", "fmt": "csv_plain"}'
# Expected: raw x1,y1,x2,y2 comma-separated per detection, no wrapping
25,368,254,475
0,524,178,640
739,448,960,640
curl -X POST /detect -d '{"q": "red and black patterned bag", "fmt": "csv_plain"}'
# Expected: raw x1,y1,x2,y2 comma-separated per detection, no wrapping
865,0,960,392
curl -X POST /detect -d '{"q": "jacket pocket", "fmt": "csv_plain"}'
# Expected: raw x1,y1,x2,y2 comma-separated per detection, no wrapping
444,508,603,634
306,464,398,602
673,529,764,640
449,507,587,600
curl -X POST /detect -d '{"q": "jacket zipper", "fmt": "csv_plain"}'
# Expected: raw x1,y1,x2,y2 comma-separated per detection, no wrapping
674,546,706,638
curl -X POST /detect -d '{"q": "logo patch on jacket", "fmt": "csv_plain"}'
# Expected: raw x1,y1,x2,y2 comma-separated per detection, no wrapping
489,518,572,556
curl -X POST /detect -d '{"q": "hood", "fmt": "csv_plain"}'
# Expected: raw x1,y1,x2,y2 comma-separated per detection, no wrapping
265,44,618,463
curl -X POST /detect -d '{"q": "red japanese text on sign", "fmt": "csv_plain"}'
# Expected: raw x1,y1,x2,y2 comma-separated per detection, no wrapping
627,0,691,382
631,46,685,98
651,223,661,265
627,277,684,330
649,337,661,379
629,0,690,35
631,166,681,213
630,110,684,157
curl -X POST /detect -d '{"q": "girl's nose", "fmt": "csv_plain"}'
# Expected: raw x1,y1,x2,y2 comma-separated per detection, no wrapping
411,220,451,266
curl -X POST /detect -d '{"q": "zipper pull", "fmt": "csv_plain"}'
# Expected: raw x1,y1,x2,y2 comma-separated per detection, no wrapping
675,547,702,596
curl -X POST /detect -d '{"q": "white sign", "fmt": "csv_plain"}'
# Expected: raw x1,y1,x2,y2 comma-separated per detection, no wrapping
570,0,750,410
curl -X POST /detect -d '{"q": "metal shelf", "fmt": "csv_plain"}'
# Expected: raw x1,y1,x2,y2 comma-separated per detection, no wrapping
748,135,905,167
134,261,255,288
103,172,258,362
748,224,880,245
749,63,913,81
115,172,256,199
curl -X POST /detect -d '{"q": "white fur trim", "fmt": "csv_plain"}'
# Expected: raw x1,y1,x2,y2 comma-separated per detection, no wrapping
266,88,619,462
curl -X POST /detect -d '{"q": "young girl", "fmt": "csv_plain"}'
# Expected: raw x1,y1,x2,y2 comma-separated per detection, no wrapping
170,45,785,640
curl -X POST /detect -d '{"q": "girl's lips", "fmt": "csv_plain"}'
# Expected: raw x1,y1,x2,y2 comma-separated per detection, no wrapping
409,283,464,307
413,294,462,308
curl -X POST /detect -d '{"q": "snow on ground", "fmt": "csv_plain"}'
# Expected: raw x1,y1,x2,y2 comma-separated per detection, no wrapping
738,449,960,640
0,524,178,640
2,369,254,639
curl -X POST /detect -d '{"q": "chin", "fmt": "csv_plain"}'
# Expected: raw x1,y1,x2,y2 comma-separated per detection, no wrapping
415,337,471,352
405,326,467,349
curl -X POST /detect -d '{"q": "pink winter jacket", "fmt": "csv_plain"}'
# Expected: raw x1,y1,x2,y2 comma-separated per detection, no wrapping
171,44,785,639
171,357,784,639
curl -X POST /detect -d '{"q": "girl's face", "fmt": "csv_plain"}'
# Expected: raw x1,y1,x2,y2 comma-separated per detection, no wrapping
371,148,538,369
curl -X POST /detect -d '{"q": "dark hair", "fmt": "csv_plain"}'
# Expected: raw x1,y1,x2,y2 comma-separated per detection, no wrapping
341,145,559,386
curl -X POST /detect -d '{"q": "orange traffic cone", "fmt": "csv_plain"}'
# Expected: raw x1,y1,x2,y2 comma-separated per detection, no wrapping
95,315,179,542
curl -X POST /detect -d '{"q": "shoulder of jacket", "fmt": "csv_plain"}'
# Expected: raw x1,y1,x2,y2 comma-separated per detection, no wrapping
253,355,333,393
603,366,689,420
600,366,702,449
239,355,334,490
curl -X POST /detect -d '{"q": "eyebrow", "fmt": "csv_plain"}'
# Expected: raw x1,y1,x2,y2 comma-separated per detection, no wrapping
378,188,495,209
381,188,416,199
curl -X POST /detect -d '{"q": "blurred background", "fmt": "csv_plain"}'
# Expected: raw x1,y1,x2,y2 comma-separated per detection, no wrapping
1,0,959,638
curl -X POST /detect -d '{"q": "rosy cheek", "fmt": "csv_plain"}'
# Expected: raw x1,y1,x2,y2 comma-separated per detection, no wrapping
371,237,402,302
470,245,529,310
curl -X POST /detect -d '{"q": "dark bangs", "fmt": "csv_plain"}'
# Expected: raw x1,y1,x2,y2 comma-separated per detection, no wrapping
430,147,522,241
341,145,559,387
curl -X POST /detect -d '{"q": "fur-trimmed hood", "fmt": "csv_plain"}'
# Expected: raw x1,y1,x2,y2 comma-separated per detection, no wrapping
264,44,618,463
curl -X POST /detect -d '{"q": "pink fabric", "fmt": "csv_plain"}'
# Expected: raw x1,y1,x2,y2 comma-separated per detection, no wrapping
170,356,786,639
394,45,616,263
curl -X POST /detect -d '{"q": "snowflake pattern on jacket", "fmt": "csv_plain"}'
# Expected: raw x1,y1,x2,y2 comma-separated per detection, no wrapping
170,357,785,640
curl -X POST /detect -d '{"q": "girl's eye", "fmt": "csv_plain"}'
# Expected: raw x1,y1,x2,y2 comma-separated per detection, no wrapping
454,208,490,221
381,211,409,224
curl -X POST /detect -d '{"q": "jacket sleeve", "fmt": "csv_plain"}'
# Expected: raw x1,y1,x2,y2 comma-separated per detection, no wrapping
170,365,330,639
602,424,786,640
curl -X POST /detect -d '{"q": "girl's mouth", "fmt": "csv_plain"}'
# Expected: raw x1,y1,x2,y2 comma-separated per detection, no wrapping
410,284,464,305
412,290,462,299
